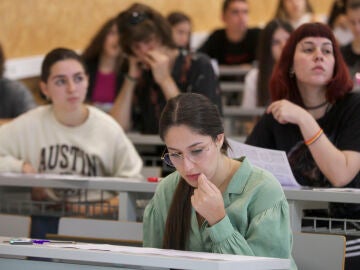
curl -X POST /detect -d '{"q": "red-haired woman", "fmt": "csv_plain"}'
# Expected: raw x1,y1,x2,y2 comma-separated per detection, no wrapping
246,22,360,269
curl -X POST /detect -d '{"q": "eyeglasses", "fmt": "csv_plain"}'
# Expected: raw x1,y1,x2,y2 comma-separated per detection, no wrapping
161,142,212,167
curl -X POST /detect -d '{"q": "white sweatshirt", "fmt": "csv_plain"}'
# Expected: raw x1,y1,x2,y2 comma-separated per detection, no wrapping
0,105,143,201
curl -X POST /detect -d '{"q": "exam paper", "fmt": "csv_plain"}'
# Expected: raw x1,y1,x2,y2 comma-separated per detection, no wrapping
47,243,275,262
227,138,301,187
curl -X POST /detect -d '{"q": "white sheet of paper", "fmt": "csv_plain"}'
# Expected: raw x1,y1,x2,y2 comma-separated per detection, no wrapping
227,138,301,187
47,243,275,262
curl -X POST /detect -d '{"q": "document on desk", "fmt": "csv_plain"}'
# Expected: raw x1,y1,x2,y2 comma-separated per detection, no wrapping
48,243,272,261
227,138,300,187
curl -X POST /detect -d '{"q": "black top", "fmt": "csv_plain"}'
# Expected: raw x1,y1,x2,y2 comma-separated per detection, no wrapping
341,43,360,79
131,50,222,134
198,28,261,65
246,93,360,219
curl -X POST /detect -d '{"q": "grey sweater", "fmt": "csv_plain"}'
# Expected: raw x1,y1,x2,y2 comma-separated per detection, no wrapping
0,78,36,118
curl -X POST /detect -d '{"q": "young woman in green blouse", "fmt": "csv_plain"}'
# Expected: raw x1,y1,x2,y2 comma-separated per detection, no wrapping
143,93,297,270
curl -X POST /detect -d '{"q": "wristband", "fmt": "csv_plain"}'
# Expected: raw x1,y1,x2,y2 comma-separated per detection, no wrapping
305,128,323,146
125,74,138,83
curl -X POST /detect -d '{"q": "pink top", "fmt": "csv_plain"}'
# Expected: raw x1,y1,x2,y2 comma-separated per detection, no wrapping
91,71,116,103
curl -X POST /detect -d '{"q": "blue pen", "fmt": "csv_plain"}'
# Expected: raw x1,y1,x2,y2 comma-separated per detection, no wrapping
32,240,50,244
32,239,76,244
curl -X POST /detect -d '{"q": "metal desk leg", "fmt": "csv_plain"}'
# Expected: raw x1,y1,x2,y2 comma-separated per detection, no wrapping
287,199,304,233
119,191,137,221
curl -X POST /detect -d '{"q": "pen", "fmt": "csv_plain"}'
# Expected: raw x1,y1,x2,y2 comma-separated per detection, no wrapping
32,239,76,244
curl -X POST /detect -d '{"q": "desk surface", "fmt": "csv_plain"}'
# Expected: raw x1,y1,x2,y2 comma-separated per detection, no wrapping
0,237,290,270
0,173,157,193
223,106,265,117
283,187,360,204
127,133,164,146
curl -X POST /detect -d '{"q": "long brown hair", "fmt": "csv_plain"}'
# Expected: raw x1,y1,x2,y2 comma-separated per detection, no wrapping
0,43,4,78
159,93,229,250
82,17,122,71
256,19,293,106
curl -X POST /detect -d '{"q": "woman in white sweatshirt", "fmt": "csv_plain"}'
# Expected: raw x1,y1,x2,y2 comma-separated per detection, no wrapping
0,48,143,238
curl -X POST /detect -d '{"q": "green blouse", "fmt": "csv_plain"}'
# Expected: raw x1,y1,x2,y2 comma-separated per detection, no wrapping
143,157,297,270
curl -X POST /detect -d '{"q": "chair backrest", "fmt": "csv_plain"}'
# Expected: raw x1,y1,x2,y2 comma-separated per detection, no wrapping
58,217,143,243
0,214,31,237
292,232,346,270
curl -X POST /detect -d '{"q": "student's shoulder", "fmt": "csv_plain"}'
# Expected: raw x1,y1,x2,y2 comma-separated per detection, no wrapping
186,50,212,66
154,171,181,198
0,78,29,94
88,105,124,131
206,28,227,40
245,164,286,209
247,27,262,35
338,92,360,111
0,105,49,130
245,27,262,41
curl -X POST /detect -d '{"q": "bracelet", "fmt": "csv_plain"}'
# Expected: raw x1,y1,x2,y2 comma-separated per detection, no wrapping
124,74,138,83
305,128,324,146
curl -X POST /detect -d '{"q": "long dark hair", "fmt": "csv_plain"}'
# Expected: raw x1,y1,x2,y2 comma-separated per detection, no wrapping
82,17,122,71
159,93,229,250
166,11,192,50
256,19,293,106
0,43,4,78
116,3,176,56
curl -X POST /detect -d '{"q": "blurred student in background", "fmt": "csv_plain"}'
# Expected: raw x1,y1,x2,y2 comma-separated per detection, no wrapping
82,17,124,112
341,0,360,90
0,48,143,238
243,19,293,108
111,3,221,134
274,0,317,29
328,0,353,46
167,11,192,50
0,43,36,124
246,23,360,269
198,0,260,66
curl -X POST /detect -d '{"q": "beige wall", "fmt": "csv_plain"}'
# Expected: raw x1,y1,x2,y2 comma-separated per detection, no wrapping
0,0,333,58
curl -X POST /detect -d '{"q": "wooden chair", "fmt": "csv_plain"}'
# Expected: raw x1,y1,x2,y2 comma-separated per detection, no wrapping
292,232,346,270
0,214,31,237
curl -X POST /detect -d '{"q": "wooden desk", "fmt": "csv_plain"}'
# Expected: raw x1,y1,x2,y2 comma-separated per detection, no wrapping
283,187,360,232
0,237,290,270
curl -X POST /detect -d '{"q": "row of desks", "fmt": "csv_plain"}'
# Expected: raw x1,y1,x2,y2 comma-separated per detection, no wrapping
1,173,359,233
